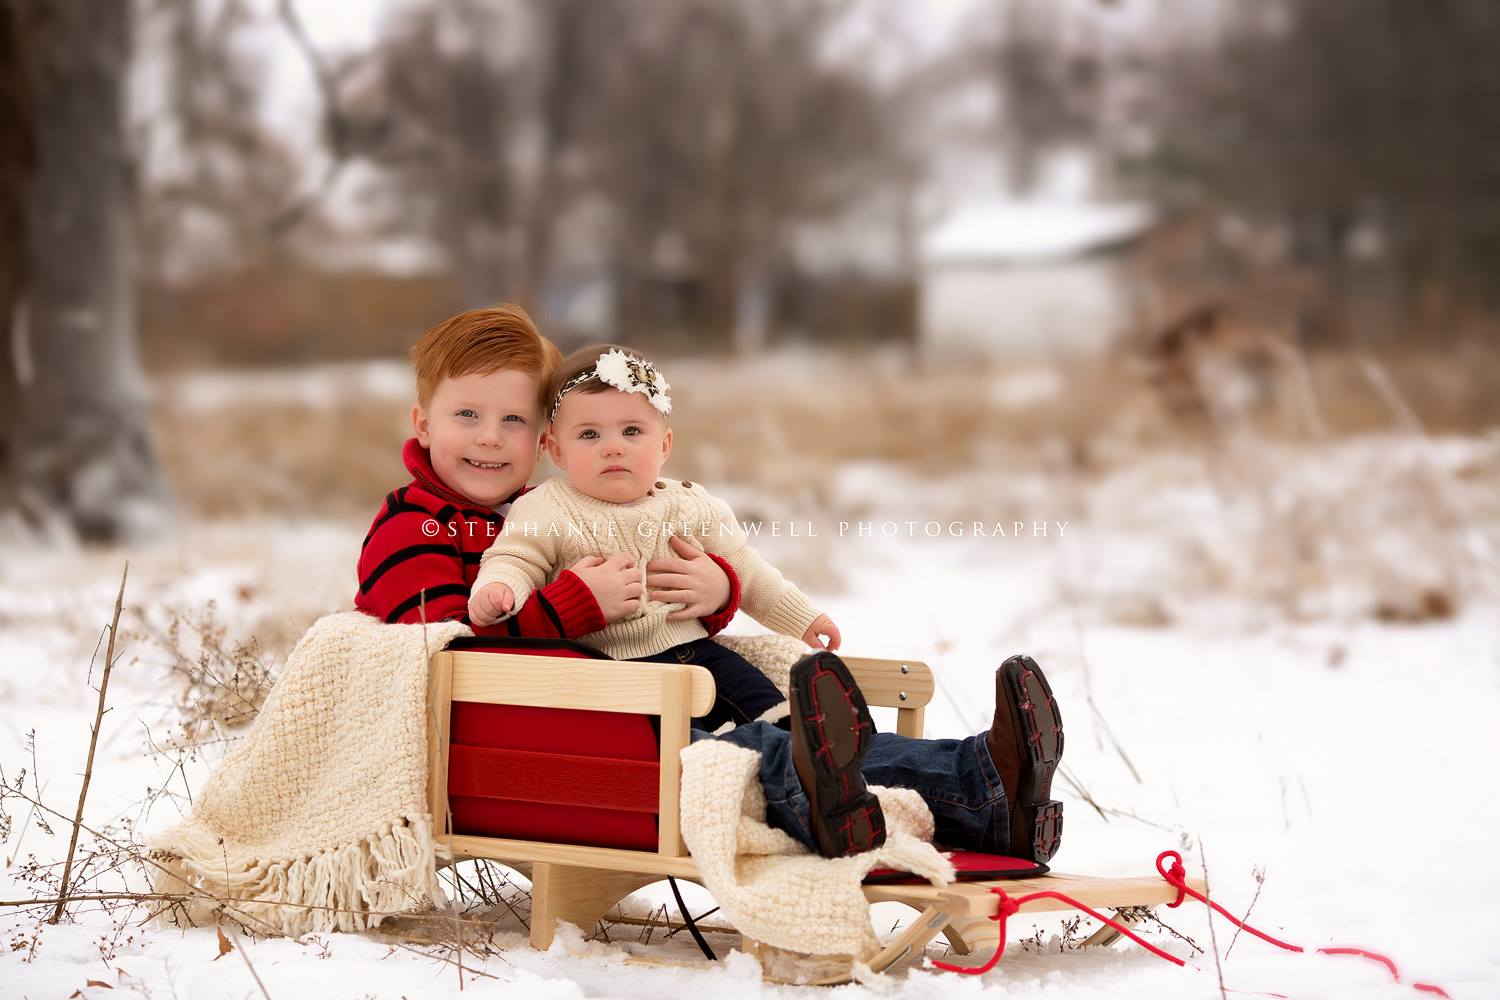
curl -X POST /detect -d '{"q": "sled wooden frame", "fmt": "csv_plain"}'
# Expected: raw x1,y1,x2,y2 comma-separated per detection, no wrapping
425,649,1202,983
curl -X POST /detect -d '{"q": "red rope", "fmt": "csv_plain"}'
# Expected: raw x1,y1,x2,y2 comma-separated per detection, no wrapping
1154,850,1450,999
926,850,1450,1000
930,885,1185,976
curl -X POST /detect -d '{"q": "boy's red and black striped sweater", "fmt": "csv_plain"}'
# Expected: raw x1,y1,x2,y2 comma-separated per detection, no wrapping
355,438,742,639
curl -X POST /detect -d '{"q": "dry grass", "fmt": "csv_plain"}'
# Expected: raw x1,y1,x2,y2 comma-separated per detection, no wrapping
153,342,1500,522
152,395,410,521
145,342,1500,623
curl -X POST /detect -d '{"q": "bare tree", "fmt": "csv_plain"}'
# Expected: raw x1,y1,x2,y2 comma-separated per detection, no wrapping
584,0,898,346
134,0,319,282
1142,0,1500,334
0,0,170,542
359,1,524,308
352,0,898,346
970,0,1107,194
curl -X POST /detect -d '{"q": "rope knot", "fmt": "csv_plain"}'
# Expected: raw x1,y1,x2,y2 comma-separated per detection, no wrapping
1155,849,1188,908
990,888,1020,921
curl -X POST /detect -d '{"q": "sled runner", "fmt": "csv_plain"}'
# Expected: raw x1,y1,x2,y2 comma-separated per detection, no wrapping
423,638,1202,983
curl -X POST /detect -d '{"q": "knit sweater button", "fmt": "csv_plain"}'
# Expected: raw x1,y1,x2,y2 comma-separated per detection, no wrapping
681,480,693,488
654,481,666,490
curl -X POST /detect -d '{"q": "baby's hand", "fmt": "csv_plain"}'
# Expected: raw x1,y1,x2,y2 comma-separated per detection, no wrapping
802,614,841,651
469,582,514,626
569,553,643,623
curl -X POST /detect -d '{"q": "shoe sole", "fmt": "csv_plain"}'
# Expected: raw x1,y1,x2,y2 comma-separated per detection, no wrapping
791,652,886,858
1001,654,1064,863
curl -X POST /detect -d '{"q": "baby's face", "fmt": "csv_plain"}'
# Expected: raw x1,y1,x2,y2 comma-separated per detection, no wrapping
547,388,672,504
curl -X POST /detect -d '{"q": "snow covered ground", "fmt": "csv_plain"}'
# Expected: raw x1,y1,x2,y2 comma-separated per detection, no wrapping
3,414,1498,997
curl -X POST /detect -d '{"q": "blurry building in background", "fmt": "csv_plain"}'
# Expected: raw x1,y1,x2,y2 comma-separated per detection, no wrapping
918,198,1156,362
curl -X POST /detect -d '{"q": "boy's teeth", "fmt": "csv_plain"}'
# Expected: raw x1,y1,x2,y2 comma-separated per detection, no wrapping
468,460,505,469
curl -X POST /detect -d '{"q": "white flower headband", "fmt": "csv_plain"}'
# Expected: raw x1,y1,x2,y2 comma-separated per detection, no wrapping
550,348,672,424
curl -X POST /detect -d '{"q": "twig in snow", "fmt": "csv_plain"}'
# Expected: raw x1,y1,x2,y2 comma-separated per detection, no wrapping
1055,764,1172,830
221,923,274,1000
51,562,128,924
1056,765,1108,821
1225,866,1266,959
1199,837,1228,1000
384,940,501,980
1065,605,1144,784
1123,905,1205,955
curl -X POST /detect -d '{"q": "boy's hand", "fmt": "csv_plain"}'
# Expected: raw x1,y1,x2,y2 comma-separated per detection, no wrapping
569,553,643,623
802,614,841,651
469,582,515,626
649,534,731,621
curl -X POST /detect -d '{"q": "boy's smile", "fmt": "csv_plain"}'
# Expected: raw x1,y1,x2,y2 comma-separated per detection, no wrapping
547,389,672,504
412,369,544,508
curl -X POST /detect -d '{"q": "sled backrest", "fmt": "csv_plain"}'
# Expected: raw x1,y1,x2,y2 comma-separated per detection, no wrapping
429,637,714,856
427,639,935,865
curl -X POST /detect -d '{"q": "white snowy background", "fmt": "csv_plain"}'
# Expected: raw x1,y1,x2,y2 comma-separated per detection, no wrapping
3,356,1497,999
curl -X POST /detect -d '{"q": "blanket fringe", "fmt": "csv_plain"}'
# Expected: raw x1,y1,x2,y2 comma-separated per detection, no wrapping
147,814,446,936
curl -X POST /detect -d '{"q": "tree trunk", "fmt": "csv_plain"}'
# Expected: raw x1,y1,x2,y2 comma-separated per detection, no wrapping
3,0,170,541
0,1,33,517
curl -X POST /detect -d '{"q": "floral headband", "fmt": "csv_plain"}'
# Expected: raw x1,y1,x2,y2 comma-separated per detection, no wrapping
550,348,673,424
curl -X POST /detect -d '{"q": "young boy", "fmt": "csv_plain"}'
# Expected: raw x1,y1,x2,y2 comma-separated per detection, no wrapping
467,345,839,734
355,306,743,641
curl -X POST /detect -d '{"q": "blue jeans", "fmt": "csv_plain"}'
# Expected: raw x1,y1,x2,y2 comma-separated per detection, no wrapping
634,639,787,733
694,722,1011,854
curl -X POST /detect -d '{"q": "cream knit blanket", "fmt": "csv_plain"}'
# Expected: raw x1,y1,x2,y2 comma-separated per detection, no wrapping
147,611,471,935
703,636,955,970
146,618,950,963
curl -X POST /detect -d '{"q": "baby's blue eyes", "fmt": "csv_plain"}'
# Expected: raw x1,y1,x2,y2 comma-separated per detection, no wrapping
577,426,642,440
455,410,526,423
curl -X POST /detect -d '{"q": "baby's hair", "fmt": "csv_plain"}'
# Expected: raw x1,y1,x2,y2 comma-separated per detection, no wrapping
409,304,561,411
547,343,663,423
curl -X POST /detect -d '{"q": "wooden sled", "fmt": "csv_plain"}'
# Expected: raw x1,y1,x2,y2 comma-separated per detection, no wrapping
424,643,1202,984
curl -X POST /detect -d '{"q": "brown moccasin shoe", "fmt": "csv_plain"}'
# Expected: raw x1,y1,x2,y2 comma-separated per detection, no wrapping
789,651,886,858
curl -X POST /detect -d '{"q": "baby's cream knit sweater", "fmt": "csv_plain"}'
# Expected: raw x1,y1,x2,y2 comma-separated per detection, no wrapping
475,478,821,659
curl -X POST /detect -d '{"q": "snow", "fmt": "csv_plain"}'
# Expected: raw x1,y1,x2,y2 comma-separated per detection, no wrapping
923,201,1156,264
166,359,413,413
3,410,1498,997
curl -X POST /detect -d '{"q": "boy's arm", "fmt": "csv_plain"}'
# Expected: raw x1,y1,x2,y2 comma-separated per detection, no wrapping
356,496,603,637
700,494,820,640
698,554,742,636
357,499,478,626
477,571,606,639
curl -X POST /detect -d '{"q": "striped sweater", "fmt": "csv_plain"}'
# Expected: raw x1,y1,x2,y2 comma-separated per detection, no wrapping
354,439,741,640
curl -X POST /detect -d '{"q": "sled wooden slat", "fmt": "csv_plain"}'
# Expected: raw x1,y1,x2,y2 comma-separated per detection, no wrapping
446,834,701,878
440,651,716,716
657,668,691,856
866,871,1206,917
839,656,935,709
425,651,454,837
